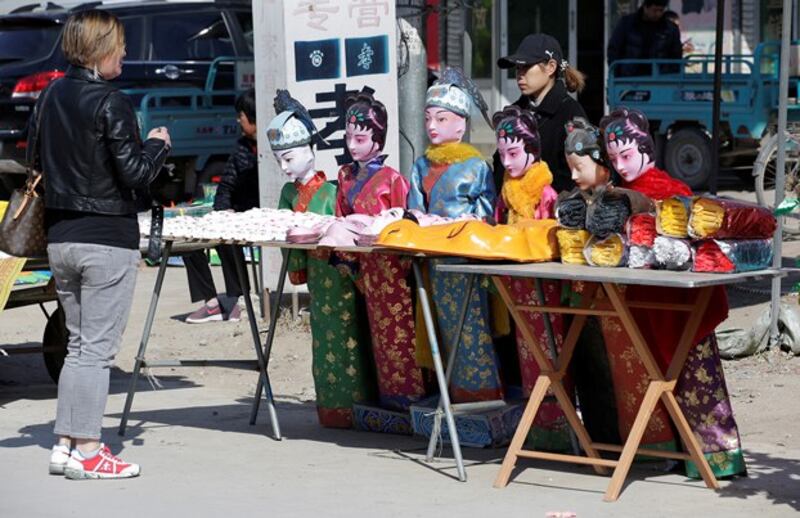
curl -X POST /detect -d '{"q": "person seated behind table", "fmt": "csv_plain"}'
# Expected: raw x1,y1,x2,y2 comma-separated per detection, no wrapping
183,88,259,324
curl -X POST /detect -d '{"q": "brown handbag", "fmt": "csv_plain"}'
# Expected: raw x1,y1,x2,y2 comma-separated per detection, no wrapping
0,86,52,258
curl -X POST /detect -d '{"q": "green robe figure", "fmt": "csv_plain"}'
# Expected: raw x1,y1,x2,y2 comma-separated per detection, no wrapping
268,90,374,427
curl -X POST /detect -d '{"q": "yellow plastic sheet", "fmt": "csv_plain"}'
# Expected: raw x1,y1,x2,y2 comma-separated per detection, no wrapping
376,219,559,263
556,228,590,265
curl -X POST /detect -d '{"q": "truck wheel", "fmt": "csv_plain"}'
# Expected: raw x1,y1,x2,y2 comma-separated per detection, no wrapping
42,305,68,383
664,128,712,190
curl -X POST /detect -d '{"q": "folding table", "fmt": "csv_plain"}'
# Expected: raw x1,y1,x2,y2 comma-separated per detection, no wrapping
118,239,282,440
118,239,473,482
435,261,784,501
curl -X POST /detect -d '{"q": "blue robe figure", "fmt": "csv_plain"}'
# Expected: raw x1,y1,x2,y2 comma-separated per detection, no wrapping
408,67,503,402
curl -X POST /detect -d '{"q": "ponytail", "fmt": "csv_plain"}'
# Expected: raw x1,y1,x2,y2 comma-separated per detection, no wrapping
563,66,586,94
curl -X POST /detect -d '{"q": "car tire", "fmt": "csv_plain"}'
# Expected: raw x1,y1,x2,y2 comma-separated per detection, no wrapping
664,127,712,190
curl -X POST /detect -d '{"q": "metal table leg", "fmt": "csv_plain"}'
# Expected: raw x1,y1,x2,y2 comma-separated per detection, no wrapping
118,241,173,436
412,259,466,482
232,247,282,440
248,252,289,436
425,270,475,462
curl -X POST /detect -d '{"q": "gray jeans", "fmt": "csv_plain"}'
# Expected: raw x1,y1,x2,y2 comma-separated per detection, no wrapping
48,243,139,439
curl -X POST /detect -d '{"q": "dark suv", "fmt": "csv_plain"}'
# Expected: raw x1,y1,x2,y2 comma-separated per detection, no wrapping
0,0,253,196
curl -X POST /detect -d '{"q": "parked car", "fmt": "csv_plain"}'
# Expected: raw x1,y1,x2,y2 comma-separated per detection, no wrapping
0,0,254,202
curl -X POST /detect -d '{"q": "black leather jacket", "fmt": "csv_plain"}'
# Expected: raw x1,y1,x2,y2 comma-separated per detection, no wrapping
27,66,169,215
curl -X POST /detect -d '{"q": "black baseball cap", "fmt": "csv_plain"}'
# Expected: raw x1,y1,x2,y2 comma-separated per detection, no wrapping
497,33,564,69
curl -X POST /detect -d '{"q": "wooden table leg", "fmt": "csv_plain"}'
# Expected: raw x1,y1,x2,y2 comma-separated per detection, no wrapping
492,277,605,485
494,374,551,488
662,286,719,490
550,382,608,475
603,381,668,502
662,390,720,490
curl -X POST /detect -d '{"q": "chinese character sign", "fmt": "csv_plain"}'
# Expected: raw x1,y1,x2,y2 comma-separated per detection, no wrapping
283,0,399,176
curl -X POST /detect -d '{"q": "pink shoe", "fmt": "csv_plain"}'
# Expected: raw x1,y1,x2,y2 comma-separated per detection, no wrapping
186,303,223,324
64,444,140,480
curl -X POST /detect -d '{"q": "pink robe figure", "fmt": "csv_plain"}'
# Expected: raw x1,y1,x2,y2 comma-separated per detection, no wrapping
336,157,427,411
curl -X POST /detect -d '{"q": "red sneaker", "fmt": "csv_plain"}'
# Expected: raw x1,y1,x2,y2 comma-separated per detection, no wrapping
64,444,140,480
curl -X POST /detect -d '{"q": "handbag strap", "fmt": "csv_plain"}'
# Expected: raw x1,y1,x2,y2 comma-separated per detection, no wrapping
27,82,55,184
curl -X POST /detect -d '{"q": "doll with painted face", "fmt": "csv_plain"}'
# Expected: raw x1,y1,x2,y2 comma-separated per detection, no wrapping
564,117,611,191
491,105,574,450
267,90,374,428
494,105,557,222
599,108,691,199
335,89,426,411
407,67,502,402
598,108,745,479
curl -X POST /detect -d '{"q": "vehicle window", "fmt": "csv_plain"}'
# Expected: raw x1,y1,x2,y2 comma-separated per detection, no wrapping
120,16,144,60
0,19,60,64
235,11,253,54
150,13,234,61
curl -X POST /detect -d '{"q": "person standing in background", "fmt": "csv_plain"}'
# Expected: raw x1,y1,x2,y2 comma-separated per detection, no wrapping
495,33,587,193
607,0,683,77
664,10,696,56
183,88,258,324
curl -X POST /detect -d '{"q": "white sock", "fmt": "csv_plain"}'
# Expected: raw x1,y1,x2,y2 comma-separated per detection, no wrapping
76,446,101,459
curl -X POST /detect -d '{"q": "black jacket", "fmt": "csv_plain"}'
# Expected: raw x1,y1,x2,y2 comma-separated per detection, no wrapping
607,8,682,77
28,66,169,215
493,80,587,193
212,136,259,212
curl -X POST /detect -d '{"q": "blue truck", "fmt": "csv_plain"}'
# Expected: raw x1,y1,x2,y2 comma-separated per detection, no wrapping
607,40,800,201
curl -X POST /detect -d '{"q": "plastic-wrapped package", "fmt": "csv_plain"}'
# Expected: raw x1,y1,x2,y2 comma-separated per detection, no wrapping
628,245,655,269
556,228,591,264
693,239,774,273
653,236,693,270
689,197,777,239
585,187,654,239
656,196,692,238
555,189,588,229
626,213,657,246
583,233,628,267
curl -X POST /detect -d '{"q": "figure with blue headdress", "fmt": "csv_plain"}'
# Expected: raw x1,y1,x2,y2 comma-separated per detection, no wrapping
407,67,503,402
267,90,375,428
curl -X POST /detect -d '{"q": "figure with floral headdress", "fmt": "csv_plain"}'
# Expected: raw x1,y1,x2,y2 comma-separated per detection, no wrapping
335,89,427,411
407,67,502,402
598,107,745,478
267,90,375,428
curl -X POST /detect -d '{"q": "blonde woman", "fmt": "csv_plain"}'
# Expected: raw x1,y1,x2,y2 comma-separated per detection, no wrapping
29,10,171,479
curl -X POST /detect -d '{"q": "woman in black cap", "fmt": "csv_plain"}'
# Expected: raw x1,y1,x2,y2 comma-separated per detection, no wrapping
494,33,587,193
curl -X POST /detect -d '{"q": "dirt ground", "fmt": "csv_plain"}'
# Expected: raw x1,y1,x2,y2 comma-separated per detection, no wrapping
1,189,799,517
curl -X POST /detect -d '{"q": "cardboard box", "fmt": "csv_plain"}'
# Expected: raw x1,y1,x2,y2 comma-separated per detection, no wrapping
410,397,525,448
352,403,413,435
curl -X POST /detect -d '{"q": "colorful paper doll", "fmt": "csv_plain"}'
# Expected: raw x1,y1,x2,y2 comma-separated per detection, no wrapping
599,107,745,478
267,90,374,428
492,105,571,450
335,89,427,411
407,67,502,402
